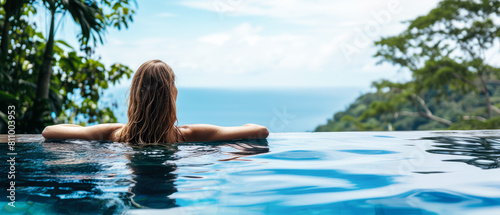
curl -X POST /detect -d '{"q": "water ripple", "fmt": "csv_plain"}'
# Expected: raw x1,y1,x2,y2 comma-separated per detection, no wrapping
424,136,500,169
3,132,500,214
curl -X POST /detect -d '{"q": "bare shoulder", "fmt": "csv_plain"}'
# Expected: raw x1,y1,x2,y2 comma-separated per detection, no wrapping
93,123,125,132
176,124,214,142
105,123,125,130
176,124,198,136
178,124,212,130
177,124,217,132
105,123,125,142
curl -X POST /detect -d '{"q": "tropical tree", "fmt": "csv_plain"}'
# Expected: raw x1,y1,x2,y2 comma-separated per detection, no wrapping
0,0,29,63
34,0,135,122
366,0,500,128
0,0,136,133
316,0,500,132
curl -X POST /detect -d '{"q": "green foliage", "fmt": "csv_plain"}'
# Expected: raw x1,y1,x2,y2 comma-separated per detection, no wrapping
39,0,136,48
318,0,500,132
54,50,133,124
315,92,391,131
316,86,500,132
0,1,136,133
55,52,132,124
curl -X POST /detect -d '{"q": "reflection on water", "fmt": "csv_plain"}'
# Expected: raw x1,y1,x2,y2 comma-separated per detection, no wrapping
126,140,269,209
0,140,131,214
424,136,500,169
127,146,178,209
0,138,269,214
3,132,500,214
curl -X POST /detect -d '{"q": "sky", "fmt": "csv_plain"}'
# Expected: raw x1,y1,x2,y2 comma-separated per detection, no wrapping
51,0,443,89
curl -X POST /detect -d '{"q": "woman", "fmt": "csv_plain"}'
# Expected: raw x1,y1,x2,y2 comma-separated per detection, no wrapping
42,59,269,144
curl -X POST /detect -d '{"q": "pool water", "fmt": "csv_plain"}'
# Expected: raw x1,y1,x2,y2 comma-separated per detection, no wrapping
2,131,500,214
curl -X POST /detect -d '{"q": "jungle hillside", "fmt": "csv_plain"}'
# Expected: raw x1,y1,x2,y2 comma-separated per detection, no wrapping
316,0,500,132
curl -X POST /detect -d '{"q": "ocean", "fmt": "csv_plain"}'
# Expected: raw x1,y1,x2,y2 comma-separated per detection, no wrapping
101,87,366,132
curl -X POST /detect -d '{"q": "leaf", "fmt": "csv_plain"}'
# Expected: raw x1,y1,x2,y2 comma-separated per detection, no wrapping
0,91,17,102
55,39,74,49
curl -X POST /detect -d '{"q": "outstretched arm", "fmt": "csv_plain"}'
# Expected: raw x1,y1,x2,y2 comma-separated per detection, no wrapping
179,123,269,142
42,123,124,141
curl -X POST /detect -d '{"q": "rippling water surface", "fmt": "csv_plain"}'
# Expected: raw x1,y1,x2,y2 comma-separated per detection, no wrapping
2,131,500,214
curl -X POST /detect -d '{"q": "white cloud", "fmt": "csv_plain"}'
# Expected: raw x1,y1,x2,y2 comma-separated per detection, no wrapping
95,0,444,89
181,0,440,26
198,33,232,46
97,22,400,88
183,0,378,26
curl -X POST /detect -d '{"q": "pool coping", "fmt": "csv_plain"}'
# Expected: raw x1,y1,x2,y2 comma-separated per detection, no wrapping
1,129,500,143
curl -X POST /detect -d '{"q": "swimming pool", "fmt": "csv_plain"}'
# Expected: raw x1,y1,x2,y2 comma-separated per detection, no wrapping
1,130,500,214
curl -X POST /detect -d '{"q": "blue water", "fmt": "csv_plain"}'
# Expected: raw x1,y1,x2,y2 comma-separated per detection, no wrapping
2,130,500,214
101,87,364,132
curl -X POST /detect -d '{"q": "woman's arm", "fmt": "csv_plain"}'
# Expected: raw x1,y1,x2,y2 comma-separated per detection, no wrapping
179,123,269,142
42,123,124,141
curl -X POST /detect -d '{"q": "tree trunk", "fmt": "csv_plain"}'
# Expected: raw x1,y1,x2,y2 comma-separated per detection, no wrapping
36,9,56,100
1,0,14,62
484,88,492,118
32,7,56,125
409,94,453,126
397,111,453,126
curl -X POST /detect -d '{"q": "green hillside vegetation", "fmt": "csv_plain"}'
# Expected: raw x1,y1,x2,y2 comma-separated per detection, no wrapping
316,86,500,131
317,0,500,132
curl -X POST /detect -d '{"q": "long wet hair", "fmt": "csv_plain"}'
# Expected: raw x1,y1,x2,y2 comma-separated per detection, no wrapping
118,60,183,144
